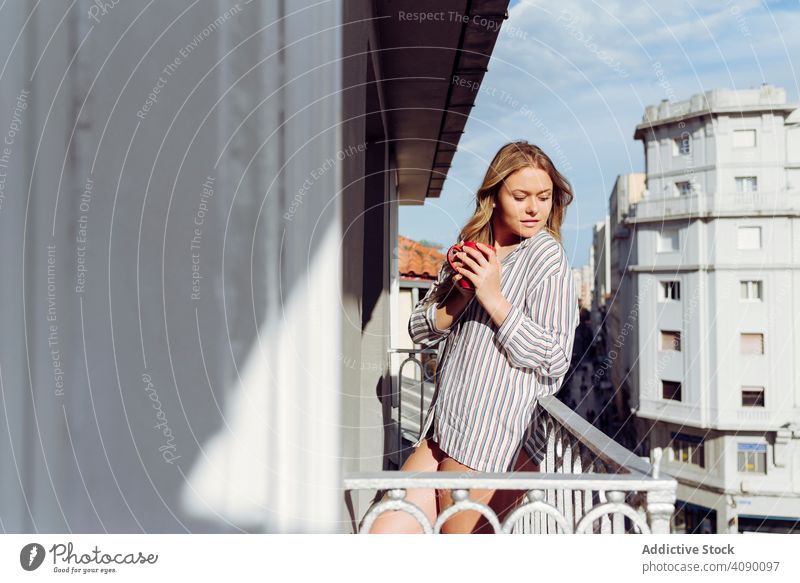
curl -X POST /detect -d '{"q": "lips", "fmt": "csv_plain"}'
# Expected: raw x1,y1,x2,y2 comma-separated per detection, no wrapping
521,220,539,225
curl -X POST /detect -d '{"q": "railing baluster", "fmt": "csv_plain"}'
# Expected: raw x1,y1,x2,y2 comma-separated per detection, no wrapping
555,426,565,533
391,348,437,467
613,506,624,533
584,453,594,531
545,420,556,533
597,472,610,534
572,445,583,531
563,436,573,530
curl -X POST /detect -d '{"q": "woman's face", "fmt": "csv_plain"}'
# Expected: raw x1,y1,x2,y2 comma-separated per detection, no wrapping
494,166,553,239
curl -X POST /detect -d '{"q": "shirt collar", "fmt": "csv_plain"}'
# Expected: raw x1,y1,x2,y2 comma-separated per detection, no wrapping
500,228,549,267
520,227,549,248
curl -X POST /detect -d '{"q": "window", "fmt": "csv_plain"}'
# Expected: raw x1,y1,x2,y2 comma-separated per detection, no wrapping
737,226,761,250
673,502,716,534
670,432,705,467
737,443,767,473
733,129,756,148
673,135,691,155
740,280,762,300
660,330,682,351
742,387,765,407
662,380,682,401
740,333,764,355
675,181,692,196
660,280,681,301
657,229,679,252
735,176,758,193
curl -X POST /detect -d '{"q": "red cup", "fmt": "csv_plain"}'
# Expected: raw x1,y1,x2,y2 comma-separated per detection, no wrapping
447,241,495,289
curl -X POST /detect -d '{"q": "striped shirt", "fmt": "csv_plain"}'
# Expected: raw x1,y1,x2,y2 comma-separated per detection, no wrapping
408,228,579,472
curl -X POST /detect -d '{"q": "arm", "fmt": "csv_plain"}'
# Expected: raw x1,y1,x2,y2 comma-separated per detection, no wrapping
493,267,579,383
408,263,472,346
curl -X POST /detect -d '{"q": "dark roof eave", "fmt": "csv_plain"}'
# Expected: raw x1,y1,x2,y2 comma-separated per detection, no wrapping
378,1,510,205
424,5,509,200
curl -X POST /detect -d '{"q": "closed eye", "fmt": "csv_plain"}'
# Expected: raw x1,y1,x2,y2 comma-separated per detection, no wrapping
513,189,552,201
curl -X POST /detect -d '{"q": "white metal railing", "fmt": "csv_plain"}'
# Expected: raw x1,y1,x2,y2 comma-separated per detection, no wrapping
387,347,439,465
344,349,677,534
628,193,702,219
709,190,800,214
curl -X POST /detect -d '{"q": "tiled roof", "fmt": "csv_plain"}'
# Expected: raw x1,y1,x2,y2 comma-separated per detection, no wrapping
398,235,447,281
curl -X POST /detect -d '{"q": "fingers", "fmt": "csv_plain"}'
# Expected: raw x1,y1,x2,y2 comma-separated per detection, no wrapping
474,241,495,255
459,245,488,268
454,265,476,288
456,250,481,272
474,242,497,263
453,273,475,293
462,244,488,262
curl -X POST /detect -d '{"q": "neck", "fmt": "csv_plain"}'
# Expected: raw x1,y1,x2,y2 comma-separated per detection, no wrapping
491,218,523,250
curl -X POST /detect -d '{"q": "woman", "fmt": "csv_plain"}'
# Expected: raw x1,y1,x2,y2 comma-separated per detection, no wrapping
370,140,579,534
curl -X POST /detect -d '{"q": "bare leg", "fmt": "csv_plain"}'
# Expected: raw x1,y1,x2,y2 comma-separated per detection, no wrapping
478,448,541,532
367,438,446,534
438,448,540,534
437,457,497,534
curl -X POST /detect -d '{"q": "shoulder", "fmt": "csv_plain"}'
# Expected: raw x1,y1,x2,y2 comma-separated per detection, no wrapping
524,230,569,284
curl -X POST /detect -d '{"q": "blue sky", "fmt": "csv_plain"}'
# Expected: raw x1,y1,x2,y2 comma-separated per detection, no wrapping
399,0,800,268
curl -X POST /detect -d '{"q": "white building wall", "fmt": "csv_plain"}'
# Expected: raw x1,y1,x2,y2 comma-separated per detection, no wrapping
0,0,344,534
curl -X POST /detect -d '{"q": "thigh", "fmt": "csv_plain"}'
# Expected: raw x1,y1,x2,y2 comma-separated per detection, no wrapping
367,438,446,534
486,447,541,528
437,457,497,534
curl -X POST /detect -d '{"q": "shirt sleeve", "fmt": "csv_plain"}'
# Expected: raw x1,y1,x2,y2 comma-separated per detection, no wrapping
495,266,579,386
408,262,454,347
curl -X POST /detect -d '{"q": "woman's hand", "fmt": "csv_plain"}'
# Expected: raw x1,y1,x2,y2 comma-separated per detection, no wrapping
451,270,476,297
448,240,475,298
453,242,504,310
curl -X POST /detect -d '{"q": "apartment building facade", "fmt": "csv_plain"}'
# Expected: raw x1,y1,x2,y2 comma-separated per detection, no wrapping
622,85,800,533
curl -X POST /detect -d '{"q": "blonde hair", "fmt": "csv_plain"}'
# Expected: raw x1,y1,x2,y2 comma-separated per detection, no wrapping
423,140,574,308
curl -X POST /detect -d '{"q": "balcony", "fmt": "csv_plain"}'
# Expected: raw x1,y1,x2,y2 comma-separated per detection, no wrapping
710,190,800,215
627,190,800,221
343,349,677,534
628,193,701,220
